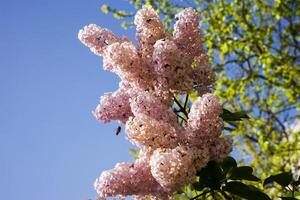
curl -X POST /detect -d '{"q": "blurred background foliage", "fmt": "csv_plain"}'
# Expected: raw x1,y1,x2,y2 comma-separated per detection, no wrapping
100,0,299,198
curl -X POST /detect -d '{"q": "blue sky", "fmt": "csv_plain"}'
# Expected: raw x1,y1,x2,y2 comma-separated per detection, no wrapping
0,1,139,199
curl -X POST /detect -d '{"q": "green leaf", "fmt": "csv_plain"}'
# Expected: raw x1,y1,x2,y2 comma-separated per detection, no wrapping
221,108,249,121
229,166,261,181
264,172,293,187
121,21,134,29
293,176,300,186
197,161,223,190
223,181,271,200
100,4,110,14
280,197,299,200
173,193,190,200
188,91,199,102
224,126,236,131
221,156,237,175
192,182,205,191
128,148,139,160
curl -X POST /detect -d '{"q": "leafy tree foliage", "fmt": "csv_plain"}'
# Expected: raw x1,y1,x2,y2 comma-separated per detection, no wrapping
100,0,300,197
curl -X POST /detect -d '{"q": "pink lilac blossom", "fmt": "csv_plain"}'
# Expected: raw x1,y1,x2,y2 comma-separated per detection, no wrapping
151,145,210,190
149,146,210,191
93,82,135,124
150,146,197,189
150,77,174,105
78,6,216,125
184,117,224,146
173,7,204,59
79,5,232,199
192,56,215,95
185,94,224,147
103,41,153,89
126,114,179,149
152,39,194,93
130,92,178,126
134,5,165,59
209,136,233,162
190,145,210,170
188,93,223,128
78,24,129,59
94,155,167,199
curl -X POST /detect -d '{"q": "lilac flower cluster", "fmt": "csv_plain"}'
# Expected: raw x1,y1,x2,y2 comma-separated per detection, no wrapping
79,5,232,199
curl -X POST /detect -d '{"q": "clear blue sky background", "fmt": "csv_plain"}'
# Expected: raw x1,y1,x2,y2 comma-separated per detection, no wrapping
0,1,138,199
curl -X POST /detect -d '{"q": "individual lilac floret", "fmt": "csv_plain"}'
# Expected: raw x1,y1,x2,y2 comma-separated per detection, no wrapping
209,136,233,162
134,5,165,58
94,152,167,199
126,114,179,149
173,8,204,59
78,24,129,58
150,146,197,190
93,82,134,123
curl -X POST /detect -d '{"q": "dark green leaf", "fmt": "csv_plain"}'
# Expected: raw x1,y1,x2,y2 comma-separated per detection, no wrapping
280,197,299,200
224,127,236,131
227,121,239,128
221,156,237,175
192,182,205,191
223,181,271,200
197,161,223,190
293,176,300,186
264,172,293,187
229,166,260,181
221,108,249,121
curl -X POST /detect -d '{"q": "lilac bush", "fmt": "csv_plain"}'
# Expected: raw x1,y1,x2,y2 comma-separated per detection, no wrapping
79,5,232,199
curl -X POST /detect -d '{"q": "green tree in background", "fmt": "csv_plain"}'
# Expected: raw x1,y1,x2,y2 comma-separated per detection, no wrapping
101,0,300,198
